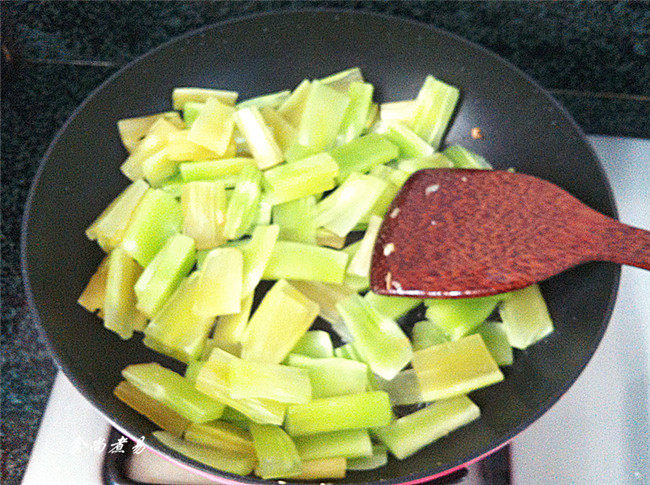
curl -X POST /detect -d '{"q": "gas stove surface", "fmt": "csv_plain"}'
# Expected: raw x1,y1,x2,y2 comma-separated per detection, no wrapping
22,136,649,485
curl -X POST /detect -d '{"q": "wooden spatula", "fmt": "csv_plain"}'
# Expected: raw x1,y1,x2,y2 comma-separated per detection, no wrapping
370,169,650,298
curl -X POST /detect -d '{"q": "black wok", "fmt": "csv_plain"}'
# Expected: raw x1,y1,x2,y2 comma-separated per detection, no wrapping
22,10,620,484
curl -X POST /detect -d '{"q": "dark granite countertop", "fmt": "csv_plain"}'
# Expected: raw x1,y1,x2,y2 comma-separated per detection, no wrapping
1,1,648,483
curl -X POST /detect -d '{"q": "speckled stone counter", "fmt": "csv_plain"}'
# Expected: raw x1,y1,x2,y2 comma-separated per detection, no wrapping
2,2,648,483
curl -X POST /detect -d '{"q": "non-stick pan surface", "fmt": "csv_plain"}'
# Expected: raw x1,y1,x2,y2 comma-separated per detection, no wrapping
22,10,620,484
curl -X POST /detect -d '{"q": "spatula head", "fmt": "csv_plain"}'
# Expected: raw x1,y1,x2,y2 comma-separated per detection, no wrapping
371,169,611,298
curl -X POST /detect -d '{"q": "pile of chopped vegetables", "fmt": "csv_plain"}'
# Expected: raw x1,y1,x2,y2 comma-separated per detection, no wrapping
78,67,554,479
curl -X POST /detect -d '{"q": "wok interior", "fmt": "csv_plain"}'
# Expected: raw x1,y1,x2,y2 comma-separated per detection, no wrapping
24,11,619,484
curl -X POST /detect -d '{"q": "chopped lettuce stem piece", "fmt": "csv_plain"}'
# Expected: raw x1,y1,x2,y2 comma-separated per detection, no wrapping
474,322,513,366
315,228,346,249
412,334,504,400
372,396,480,459
172,87,238,110
409,75,460,149
120,189,182,267
212,293,254,355
290,331,334,359
195,349,287,424
345,274,370,293
364,292,422,321
285,391,392,436
249,424,303,479
237,90,291,109
141,147,177,187
165,130,219,162
123,363,224,423
184,360,203,383
158,174,186,198
412,320,450,351
272,196,317,244
179,157,256,182
180,181,227,249
118,111,184,153
362,177,400,221
379,100,415,123
263,152,339,204
278,79,312,127
499,284,554,349
220,406,251,424
286,354,368,399
288,280,355,341
443,145,493,169
78,256,109,314
185,421,255,455
333,345,354,360
365,102,379,129
193,248,243,317
294,80,351,154
223,166,262,239
330,133,399,182
86,180,149,251
241,224,280,296
263,242,349,284
315,173,386,238
347,215,382,277
338,81,374,144
103,248,146,339
120,117,179,181
182,101,204,126
336,295,413,380
114,381,190,437
374,369,428,406
241,280,319,364
291,457,346,480
347,445,388,470
380,121,434,158
153,431,255,476
319,67,364,91
229,359,312,404
234,106,284,169
294,429,372,460
259,106,298,152
187,98,235,155
425,294,504,340
396,154,454,175
250,196,273,229
143,272,214,363
134,234,195,317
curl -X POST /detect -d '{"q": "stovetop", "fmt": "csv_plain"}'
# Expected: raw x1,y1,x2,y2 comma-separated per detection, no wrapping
22,135,650,485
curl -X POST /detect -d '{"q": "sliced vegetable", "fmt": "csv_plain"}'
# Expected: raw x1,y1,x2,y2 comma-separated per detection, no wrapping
372,396,480,459
241,280,319,364
86,180,149,251
78,256,109,314
315,172,386,238
272,196,317,244
229,359,312,404
180,181,227,249
193,248,243,317
286,354,368,399
241,224,280,295
277,79,311,127
380,121,434,158
347,215,382,278
187,98,235,155
315,228,346,249
120,117,179,181
249,424,302,479
118,111,184,152
294,429,372,460
165,129,219,161
237,90,291,110
336,295,412,380
347,445,388,470
143,272,214,363
424,294,503,340
320,67,364,92
259,106,298,152
409,75,460,149
411,320,450,351
290,330,334,359
396,153,453,174
182,101,204,126
374,369,427,406
379,100,414,123
123,363,224,423
153,431,255,476
223,165,262,239
474,321,513,366
443,145,493,169
212,293,254,355
263,241,349,284
338,81,374,144
234,106,284,169
179,158,256,182
171,87,238,110
134,233,195,317
498,284,554,349
330,133,399,182
364,292,422,321
412,334,504,400
185,421,254,455
285,391,392,436
291,457,346,480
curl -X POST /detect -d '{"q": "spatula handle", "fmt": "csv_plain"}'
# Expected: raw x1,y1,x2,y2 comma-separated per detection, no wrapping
599,222,650,271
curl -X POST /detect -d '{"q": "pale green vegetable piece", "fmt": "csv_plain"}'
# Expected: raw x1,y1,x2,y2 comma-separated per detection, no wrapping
315,228,346,249
229,359,312,404
330,133,399,182
184,421,255,455
347,445,388,470
411,320,450,351
412,334,504,400
294,429,372,460
179,158,256,182
425,294,504,340
241,280,319,364
396,153,454,174
223,165,262,239
443,144,493,169
234,106,284,169
249,424,303,479
187,97,235,155
409,75,460,149
241,224,279,295
237,90,291,109
263,241,349,284
277,79,311,127
171,87,238,110
499,284,554,349
182,101,204,126
380,121,434,158
319,67,364,91
120,117,178,181
212,293,254,355
272,196,317,244
259,106,298,152
372,396,480,459
347,215,382,278
290,457,346,480
364,292,422,321
154,431,255,475
373,369,429,406
338,81,374,144
286,354,368,399
379,100,415,123
78,256,109,315
474,321,513,366
117,111,184,153
290,331,334,358
193,247,243,317
180,181,227,249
